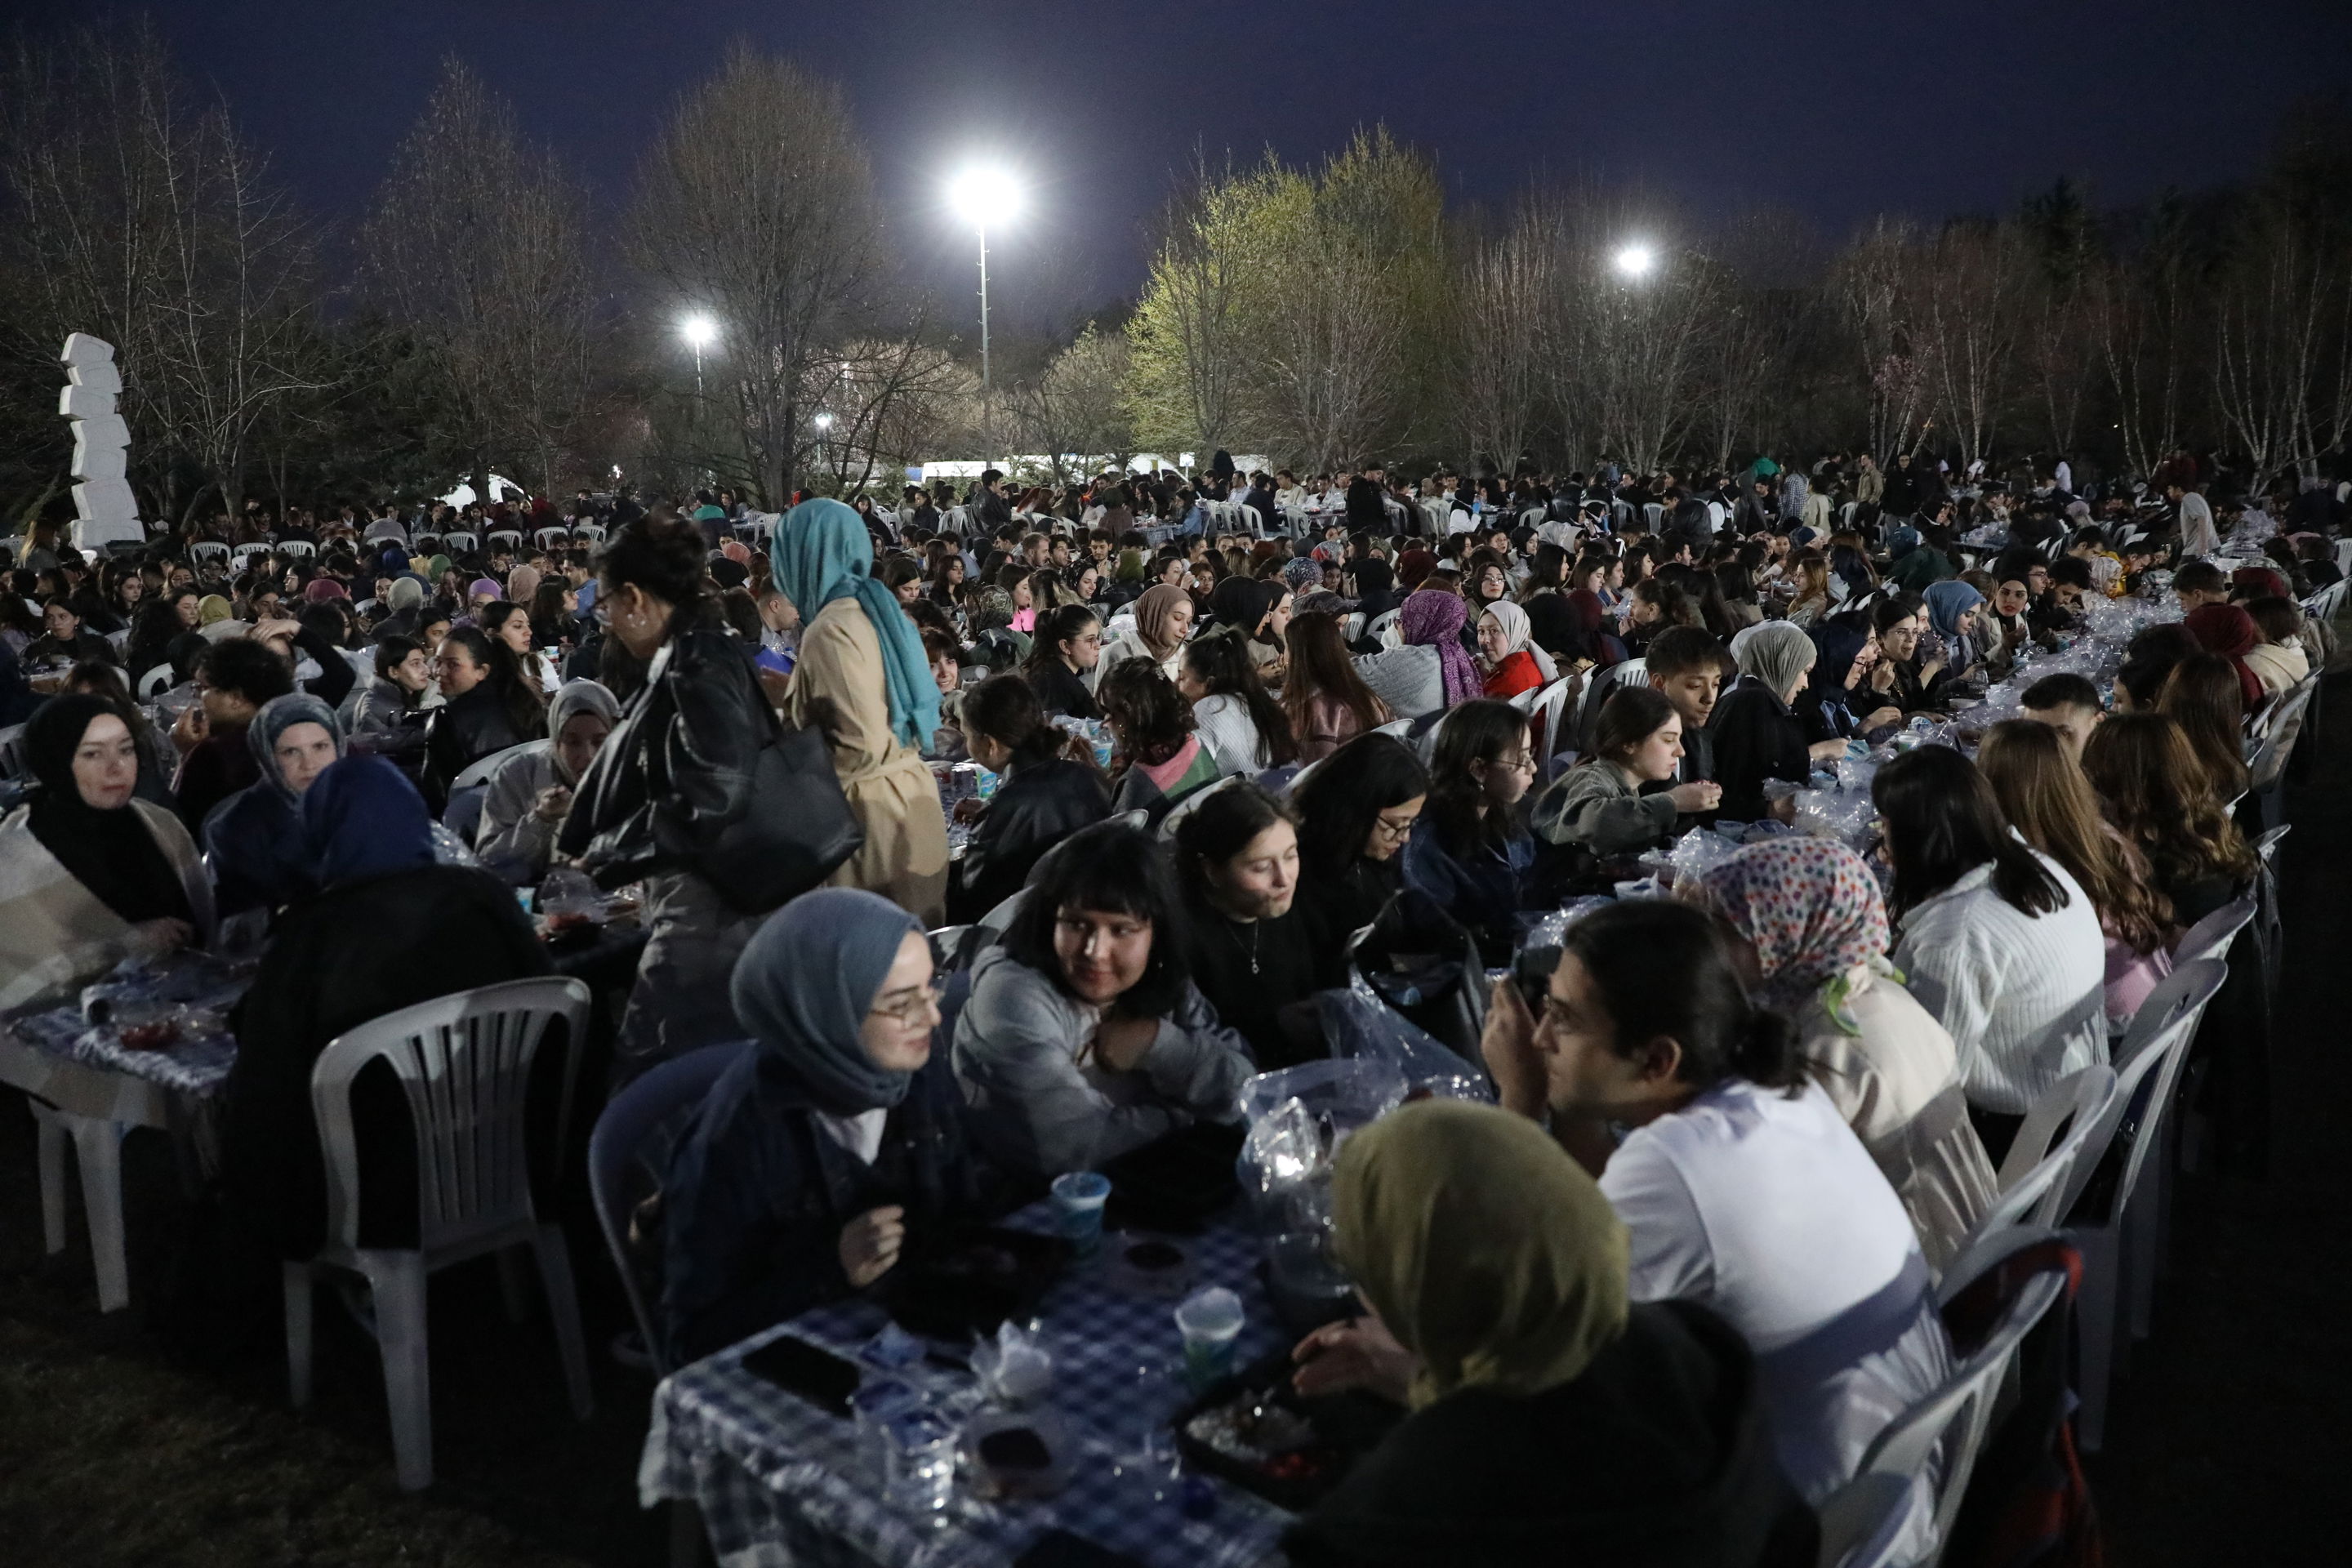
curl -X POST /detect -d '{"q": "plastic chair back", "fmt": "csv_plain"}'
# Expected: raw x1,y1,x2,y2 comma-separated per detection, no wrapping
587,1040,747,1379
279,540,314,558
190,541,229,563
1979,1066,2119,1236
310,976,591,1255
2172,892,2256,969
455,739,544,791
1527,675,1579,779
488,530,523,550
536,528,573,550
137,662,176,698
2094,960,2225,1218
572,523,607,544
1817,1227,2073,1566
442,531,479,554
1366,608,1401,647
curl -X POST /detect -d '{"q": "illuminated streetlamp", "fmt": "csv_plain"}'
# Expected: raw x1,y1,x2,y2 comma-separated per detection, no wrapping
679,314,718,396
1612,243,1657,282
947,167,1022,397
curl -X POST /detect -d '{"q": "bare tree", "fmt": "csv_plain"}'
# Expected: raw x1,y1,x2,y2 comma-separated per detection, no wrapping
363,56,594,502
1127,152,1254,456
1913,221,2025,470
628,46,906,506
1009,324,1137,480
2093,202,2201,479
1455,212,1554,470
2211,203,2347,478
1835,219,1932,463
0,20,327,525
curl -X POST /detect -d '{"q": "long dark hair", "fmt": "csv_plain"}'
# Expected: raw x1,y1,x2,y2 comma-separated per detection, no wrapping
441,624,544,737
1426,698,1530,856
599,512,709,636
1001,820,1190,1018
1023,604,1102,679
2156,654,2250,800
963,671,1080,770
1586,684,1677,766
1182,633,1297,767
1559,900,1802,1092
1872,744,2067,920
1293,733,1430,880
1097,658,1194,768
1282,610,1386,741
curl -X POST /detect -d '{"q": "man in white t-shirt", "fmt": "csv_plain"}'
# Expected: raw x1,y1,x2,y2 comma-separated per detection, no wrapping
2170,480,2219,557
1479,902,1951,1508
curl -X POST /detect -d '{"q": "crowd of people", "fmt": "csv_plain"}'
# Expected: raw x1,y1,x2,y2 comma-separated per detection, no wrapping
1,440,2338,1563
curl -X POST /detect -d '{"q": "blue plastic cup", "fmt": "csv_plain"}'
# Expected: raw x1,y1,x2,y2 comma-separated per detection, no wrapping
1049,1170,1111,1258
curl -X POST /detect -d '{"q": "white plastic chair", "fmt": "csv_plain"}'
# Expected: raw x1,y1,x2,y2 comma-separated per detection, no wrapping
2111,961,2228,1356
278,539,314,558
535,527,572,550
572,523,607,545
1527,674,1580,781
454,740,542,792
2172,892,2256,969
1366,608,1401,648
284,976,595,1490
233,542,271,564
487,529,523,551
136,662,176,698
189,541,229,564
1814,1227,2073,1568
1966,1066,2118,1253
441,531,479,555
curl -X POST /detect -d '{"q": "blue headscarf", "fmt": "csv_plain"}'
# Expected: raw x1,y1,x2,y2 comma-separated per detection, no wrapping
1884,524,1921,559
1922,579,1984,640
247,693,345,804
729,887,929,1116
301,755,436,889
770,497,938,750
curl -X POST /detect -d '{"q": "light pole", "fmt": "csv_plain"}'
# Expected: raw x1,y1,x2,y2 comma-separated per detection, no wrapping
948,166,1022,470
1611,243,1657,282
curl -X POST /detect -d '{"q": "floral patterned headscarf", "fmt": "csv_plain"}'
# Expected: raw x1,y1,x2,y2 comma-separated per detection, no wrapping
1695,837,1893,1033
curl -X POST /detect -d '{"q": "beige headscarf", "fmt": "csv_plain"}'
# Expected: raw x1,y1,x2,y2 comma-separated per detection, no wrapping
1332,1098,1630,1408
1132,583,1192,660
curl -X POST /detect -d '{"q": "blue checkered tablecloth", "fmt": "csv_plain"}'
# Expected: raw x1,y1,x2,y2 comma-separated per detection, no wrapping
641,1207,1298,1568
3,954,248,1098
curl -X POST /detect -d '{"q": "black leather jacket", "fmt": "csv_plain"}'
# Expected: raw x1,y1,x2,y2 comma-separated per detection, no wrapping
422,684,529,809
945,752,1111,924
556,627,770,889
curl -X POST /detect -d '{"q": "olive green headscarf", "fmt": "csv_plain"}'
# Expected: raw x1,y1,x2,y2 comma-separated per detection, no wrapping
1332,1099,1629,1409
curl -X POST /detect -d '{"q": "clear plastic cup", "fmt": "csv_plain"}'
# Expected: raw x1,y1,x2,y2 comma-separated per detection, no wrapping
1174,1286,1245,1391
1049,1170,1111,1258
884,1410,958,1514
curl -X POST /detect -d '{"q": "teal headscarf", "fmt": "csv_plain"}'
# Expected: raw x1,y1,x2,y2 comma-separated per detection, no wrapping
770,497,939,750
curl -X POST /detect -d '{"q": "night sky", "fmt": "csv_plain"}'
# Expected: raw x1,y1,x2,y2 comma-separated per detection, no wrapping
53,1,2352,328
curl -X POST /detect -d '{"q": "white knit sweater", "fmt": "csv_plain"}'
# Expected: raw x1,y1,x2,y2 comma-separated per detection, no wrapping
1891,850,2109,1116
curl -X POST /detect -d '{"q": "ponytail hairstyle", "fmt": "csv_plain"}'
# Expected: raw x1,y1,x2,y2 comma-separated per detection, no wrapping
1023,604,1102,679
1585,684,1679,768
961,671,1086,770
598,512,709,639
441,623,545,736
1181,632,1298,767
1870,743,2067,920
1559,900,1802,1094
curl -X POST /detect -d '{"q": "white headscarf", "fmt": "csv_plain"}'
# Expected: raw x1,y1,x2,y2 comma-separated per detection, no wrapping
1480,600,1557,681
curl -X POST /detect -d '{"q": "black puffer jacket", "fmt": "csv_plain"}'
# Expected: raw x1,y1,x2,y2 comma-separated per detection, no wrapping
557,626,771,889
422,683,530,810
944,751,1111,924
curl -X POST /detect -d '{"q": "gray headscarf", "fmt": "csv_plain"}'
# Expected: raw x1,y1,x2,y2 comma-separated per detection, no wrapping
545,679,621,784
729,888,929,1116
247,692,345,804
1735,621,1817,702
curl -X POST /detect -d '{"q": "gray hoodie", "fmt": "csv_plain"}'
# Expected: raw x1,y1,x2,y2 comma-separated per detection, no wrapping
951,942,1254,1174
1531,760,1679,856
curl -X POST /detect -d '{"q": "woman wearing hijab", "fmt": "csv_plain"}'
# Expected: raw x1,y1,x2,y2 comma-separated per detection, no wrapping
0,694,213,1010
659,889,993,1365
203,693,345,916
1283,1099,1816,1568
1708,623,1850,824
1920,579,1985,690
773,497,951,924
1694,840,1997,1272
1400,590,1483,709
476,679,621,884
1095,581,1194,688
1474,599,1547,700
220,756,554,1258
2182,603,2270,715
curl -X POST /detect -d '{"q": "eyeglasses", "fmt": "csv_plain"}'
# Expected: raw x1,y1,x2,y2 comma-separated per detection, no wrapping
868,977,946,1025
1370,812,1420,843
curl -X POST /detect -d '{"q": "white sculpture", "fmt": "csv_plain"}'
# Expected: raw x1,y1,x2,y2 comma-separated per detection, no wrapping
58,333,145,549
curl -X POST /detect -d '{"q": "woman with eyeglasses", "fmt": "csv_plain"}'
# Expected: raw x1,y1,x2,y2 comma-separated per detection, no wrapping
952,821,1254,1175
1020,603,1103,719
1292,733,1431,956
660,889,993,1365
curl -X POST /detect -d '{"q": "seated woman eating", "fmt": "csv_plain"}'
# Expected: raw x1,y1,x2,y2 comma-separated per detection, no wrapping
0,694,212,1010
946,674,1112,924
1708,623,1849,823
1532,686,1718,858
475,679,621,884
1284,1098,1816,1568
660,889,991,1365
1481,899,1950,1511
1693,840,1997,1273
952,821,1254,1174
1175,781,1321,1070
204,693,345,916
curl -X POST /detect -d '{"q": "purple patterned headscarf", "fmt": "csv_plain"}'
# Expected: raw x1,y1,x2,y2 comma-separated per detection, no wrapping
1400,590,1482,706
